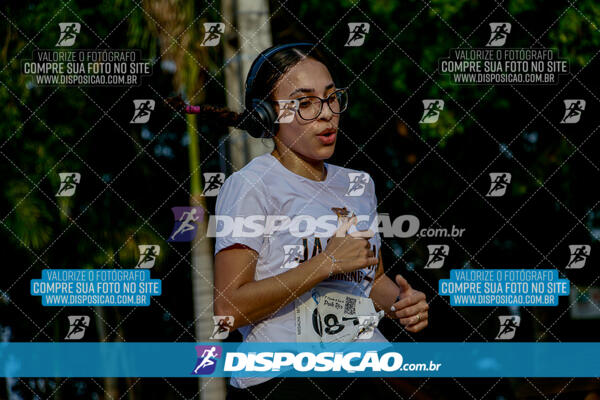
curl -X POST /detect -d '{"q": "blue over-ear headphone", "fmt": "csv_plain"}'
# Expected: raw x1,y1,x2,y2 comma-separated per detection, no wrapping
240,42,315,138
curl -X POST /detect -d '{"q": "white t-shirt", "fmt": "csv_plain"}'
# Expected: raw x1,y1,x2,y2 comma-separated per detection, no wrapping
214,152,388,388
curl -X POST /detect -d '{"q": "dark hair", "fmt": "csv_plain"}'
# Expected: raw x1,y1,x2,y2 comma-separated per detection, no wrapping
165,44,331,135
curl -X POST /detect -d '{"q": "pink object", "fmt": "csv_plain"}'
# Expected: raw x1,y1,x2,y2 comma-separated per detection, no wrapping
185,105,201,114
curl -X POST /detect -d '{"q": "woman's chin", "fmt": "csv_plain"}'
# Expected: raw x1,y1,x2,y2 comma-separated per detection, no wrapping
314,145,335,160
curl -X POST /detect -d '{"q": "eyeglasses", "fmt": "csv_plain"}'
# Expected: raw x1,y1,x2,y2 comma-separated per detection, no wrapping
280,88,349,121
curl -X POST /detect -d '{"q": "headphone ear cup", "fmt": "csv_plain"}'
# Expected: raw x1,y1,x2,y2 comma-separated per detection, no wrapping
239,100,277,138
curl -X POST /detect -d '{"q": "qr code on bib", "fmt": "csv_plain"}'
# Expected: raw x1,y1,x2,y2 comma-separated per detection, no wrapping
344,297,356,315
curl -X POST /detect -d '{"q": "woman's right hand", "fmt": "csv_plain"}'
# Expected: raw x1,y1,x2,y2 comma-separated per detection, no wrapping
322,215,379,275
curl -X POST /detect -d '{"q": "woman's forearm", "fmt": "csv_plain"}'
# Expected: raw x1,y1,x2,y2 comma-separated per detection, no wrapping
370,273,400,318
220,252,332,330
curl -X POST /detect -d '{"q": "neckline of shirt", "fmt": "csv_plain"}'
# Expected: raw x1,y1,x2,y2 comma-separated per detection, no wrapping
265,152,333,184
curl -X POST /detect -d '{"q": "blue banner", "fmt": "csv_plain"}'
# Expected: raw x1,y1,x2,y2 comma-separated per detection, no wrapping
1,342,599,377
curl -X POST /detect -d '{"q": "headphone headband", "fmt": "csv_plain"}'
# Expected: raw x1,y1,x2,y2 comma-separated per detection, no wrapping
244,42,315,109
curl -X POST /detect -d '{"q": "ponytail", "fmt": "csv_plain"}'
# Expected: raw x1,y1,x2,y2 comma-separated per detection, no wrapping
165,95,243,129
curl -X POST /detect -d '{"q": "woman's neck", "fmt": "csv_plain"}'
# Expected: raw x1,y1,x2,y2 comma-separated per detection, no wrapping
271,146,327,182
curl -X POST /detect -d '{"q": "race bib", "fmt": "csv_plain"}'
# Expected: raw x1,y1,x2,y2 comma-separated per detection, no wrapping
295,287,384,342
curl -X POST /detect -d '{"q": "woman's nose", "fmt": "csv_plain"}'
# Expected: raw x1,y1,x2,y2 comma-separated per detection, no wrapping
319,101,333,121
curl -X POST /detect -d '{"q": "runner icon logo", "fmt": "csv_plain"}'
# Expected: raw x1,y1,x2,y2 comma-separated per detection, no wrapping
130,100,155,124
202,173,225,197
275,100,299,124
65,315,90,340
56,172,80,197
210,316,234,340
345,23,370,47
282,245,304,269
486,172,511,197
168,207,204,242
486,23,511,47
425,245,449,269
192,345,222,375
560,99,586,124
136,245,160,268
56,23,81,47
495,315,520,340
566,244,590,269
345,173,370,196
420,99,444,124
200,23,225,47
355,315,380,339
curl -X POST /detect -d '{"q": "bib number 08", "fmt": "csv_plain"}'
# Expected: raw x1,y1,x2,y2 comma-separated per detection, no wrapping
312,308,359,336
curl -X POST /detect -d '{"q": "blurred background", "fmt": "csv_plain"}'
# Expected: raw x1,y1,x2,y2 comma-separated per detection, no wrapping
1,0,600,398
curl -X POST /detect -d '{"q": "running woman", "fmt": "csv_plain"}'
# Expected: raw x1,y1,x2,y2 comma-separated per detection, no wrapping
172,43,429,398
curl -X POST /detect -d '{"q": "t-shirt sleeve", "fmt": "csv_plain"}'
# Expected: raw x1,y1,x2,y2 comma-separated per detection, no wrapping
213,171,267,256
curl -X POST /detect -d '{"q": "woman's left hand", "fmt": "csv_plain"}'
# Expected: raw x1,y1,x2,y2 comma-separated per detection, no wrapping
390,274,429,333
